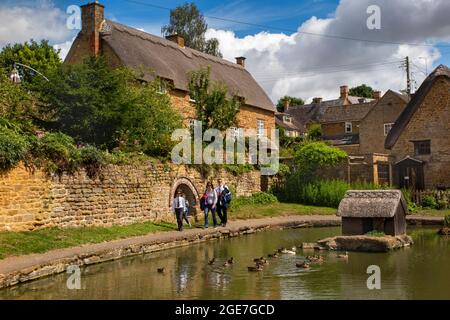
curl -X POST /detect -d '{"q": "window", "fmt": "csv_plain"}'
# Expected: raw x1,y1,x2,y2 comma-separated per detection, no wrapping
257,120,265,138
414,140,431,155
157,79,168,94
283,115,292,124
345,122,353,133
377,162,390,185
229,127,243,138
384,123,394,136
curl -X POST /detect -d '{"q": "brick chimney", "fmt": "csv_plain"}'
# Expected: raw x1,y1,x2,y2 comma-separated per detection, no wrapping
166,34,185,48
312,97,323,104
373,91,382,100
236,57,246,68
340,85,349,100
81,1,105,56
283,99,290,112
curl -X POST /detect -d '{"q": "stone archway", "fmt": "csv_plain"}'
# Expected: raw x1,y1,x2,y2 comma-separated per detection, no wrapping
169,177,201,220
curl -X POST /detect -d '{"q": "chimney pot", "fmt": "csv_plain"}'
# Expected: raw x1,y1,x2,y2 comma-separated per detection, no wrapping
313,97,323,104
235,57,246,68
283,99,290,111
340,85,349,100
166,33,185,47
373,91,382,100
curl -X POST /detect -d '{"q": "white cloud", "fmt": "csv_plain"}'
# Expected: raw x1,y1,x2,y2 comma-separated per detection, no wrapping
0,1,74,48
53,37,75,61
207,0,449,103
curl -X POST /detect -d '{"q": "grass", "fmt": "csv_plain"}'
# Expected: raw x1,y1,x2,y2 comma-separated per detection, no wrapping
230,202,336,220
0,221,175,260
414,208,450,217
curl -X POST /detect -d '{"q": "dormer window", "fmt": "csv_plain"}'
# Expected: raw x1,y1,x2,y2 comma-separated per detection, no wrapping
283,115,292,124
157,78,168,94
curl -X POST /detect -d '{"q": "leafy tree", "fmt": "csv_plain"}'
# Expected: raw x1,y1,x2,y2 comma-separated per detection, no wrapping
0,71,35,122
188,66,241,131
276,96,304,112
306,123,322,141
0,40,61,87
161,3,222,57
37,56,182,157
349,84,374,98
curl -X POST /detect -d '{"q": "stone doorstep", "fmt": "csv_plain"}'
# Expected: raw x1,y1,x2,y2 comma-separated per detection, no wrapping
0,216,341,290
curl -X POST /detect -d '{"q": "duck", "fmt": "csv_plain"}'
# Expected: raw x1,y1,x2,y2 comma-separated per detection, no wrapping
267,254,275,258
248,265,263,272
281,247,297,255
157,267,166,273
296,262,310,269
337,252,349,259
223,257,234,267
208,258,216,265
306,255,324,264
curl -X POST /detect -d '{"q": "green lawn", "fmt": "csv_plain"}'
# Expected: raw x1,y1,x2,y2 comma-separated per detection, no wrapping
0,221,175,260
230,203,337,220
414,208,450,217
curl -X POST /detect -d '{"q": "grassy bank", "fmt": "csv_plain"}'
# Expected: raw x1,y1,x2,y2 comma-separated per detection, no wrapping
414,209,450,217
0,221,175,260
230,203,336,220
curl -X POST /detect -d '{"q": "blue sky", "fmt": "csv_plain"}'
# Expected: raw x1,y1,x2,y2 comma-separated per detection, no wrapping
1,0,450,101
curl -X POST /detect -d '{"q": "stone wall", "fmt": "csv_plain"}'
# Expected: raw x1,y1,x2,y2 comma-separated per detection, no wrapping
0,163,264,232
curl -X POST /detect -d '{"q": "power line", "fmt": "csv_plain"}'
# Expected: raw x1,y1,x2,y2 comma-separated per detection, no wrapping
124,0,450,48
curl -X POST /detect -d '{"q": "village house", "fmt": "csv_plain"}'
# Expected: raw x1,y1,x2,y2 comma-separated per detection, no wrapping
65,2,276,137
385,64,450,190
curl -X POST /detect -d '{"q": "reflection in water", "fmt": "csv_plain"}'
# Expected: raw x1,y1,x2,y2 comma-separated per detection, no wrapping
0,227,448,300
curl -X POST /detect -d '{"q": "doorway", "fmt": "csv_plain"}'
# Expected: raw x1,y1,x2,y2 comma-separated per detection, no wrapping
396,157,425,190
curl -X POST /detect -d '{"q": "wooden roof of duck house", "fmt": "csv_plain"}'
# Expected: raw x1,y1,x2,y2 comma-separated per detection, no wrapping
338,190,408,218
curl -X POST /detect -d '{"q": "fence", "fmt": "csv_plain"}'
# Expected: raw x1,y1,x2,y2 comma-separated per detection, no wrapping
411,190,450,206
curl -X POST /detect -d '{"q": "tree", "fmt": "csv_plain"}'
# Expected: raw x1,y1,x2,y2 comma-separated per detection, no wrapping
188,67,241,131
37,56,182,157
276,96,304,112
349,84,374,98
306,123,322,141
0,40,61,87
161,3,222,57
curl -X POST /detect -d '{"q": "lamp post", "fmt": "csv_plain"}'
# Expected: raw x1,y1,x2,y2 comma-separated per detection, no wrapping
9,66,21,83
9,62,49,83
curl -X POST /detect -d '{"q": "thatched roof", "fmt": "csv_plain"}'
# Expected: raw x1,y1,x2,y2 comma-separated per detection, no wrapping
385,64,450,149
337,190,407,218
100,21,275,112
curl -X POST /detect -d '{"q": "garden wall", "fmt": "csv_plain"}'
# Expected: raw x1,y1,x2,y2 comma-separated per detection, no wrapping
0,163,264,231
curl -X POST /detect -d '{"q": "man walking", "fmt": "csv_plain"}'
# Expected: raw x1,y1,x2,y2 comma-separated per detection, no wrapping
215,179,232,227
172,190,186,231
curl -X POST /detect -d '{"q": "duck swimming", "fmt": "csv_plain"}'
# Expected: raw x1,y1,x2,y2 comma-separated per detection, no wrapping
296,262,310,269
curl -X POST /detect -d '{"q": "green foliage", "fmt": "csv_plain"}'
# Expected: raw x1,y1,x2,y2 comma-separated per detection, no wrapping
422,195,438,209
444,215,450,228
80,145,105,177
365,230,386,237
0,40,61,87
349,84,374,99
294,141,347,180
401,188,418,213
276,96,304,112
0,122,29,171
188,67,241,131
223,164,255,175
161,2,222,57
306,123,322,141
277,163,291,176
437,200,449,210
230,192,278,211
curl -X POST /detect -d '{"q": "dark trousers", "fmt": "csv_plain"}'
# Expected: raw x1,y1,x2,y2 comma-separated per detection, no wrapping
217,205,228,225
175,208,184,231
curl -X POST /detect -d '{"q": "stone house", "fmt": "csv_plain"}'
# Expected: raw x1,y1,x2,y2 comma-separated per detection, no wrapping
65,2,275,137
386,64,450,190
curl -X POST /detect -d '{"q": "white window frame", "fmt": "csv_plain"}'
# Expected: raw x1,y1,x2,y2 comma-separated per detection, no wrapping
257,120,265,138
384,123,394,136
229,127,243,138
283,115,292,124
345,122,353,133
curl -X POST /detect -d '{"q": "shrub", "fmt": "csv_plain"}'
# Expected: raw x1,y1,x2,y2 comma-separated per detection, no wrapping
401,188,418,213
230,192,278,211
80,145,105,178
422,195,438,209
437,200,449,210
0,125,29,171
365,230,386,237
444,215,450,228
32,132,81,174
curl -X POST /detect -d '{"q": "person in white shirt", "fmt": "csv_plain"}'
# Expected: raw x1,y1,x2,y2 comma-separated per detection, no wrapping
173,190,186,231
215,179,230,227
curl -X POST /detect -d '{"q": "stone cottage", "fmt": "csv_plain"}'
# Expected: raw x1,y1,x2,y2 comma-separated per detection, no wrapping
385,64,450,190
65,2,276,135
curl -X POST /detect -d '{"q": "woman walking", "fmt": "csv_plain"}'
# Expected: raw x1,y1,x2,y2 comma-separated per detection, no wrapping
201,182,218,229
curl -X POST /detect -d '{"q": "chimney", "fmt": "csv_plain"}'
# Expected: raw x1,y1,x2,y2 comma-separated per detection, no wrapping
81,1,105,56
373,91,382,100
312,97,323,104
340,85,349,100
283,99,290,112
166,34,185,48
236,57,246,68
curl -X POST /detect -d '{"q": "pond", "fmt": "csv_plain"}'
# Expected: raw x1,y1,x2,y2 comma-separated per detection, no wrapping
0,226,449,300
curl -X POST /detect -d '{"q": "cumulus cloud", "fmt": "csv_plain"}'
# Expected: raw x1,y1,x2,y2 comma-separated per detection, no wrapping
207,0,449,103
0,0,74,49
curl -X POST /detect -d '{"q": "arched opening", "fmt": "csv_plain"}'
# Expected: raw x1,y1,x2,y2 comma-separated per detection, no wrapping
170,177,200,221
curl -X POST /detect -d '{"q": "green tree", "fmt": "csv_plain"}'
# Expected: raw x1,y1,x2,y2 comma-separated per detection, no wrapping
306,123,322,141
0,71,35,122
188,66,241,131
276,96,304,112
0,40,61,87
37,56,182,157
349,84,374,98
161,3,222,57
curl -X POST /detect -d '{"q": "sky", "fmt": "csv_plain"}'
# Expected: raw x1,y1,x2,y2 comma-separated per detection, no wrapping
1,0,450,103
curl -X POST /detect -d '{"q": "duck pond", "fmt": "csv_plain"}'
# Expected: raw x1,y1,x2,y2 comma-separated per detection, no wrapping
0,226,449,300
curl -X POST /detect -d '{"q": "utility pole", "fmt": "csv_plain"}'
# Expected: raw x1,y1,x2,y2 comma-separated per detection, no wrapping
405,56,411,96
